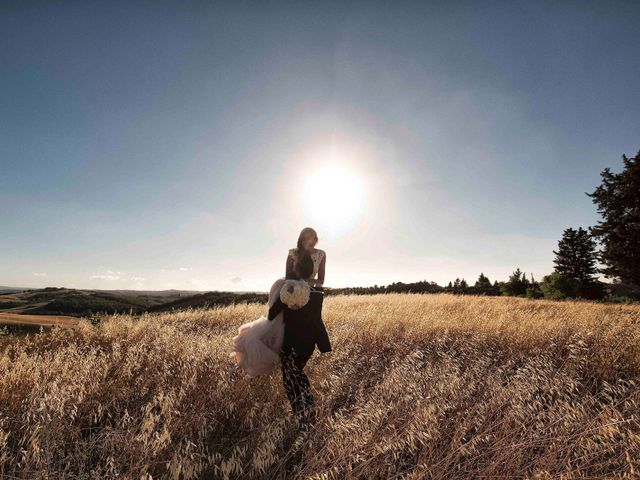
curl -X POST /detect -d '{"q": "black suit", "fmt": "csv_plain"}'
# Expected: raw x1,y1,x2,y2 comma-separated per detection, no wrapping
268,288,331,426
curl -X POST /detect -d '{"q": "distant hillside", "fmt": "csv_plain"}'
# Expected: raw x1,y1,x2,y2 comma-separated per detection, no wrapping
148,291,268,312
0,286,33,294
100,289,200,298
0,287,268,317
0,287,198,317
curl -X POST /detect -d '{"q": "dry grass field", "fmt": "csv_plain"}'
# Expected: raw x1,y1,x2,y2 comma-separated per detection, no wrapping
0,293,639,479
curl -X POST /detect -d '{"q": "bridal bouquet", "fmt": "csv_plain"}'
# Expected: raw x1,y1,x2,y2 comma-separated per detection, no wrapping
280,279,310,310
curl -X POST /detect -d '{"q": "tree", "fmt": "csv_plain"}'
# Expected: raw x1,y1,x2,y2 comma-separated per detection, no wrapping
526,285,543,299
587,150,640,287
501,268,528,297
526,273,544,299
474,272,494,295
540,273,579,300
553,227,599,283
474,273,492,288
552,227,604,299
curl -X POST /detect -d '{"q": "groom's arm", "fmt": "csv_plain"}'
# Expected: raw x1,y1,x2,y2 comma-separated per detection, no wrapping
267,298,284,321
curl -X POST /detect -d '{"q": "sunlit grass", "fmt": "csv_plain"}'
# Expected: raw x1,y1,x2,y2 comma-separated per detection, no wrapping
1,293,639,479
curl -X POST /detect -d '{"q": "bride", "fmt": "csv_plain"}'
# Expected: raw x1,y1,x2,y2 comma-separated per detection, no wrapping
287,227,326,289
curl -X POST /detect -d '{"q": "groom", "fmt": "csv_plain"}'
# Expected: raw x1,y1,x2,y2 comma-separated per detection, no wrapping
268,252,332,429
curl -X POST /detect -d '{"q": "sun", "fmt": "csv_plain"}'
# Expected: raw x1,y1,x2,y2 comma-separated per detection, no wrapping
301,164,366,238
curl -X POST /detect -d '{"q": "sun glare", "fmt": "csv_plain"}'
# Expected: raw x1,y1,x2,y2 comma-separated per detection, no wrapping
301,164,366,238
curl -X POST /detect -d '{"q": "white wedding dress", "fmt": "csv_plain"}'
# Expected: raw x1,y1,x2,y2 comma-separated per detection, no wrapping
230,278,286,377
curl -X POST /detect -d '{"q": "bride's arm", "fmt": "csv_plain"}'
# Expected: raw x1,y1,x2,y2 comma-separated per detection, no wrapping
315,252,326,286
285,254,295,279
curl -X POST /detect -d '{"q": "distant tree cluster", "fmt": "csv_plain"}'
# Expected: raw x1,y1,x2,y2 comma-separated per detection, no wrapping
327,150,640,303
327,280,443,296
327,270,542,299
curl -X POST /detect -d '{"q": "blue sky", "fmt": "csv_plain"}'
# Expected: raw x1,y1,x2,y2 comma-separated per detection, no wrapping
1,1,639,291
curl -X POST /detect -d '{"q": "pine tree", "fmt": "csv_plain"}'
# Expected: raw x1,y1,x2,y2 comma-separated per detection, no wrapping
472,273,491,295
587,150,640,287
552,227,604,299
553,227,599,283
501,268,528,296
474,273,492,288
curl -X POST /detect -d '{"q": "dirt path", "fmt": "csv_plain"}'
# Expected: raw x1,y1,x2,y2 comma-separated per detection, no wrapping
0,312,80,328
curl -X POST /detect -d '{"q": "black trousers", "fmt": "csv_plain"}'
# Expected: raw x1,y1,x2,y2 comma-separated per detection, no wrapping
280,342,316,427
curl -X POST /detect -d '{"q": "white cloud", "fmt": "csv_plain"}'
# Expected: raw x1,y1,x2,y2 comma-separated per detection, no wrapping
230,276,242,284
130,276,145,281
161,266,191,273
90,274,121,281
33,272,47,277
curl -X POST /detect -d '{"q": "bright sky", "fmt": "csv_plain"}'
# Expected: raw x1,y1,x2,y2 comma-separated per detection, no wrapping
2,2,639,291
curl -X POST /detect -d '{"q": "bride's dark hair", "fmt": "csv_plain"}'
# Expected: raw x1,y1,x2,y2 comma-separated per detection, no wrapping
294,251,315,280
297,227,318,251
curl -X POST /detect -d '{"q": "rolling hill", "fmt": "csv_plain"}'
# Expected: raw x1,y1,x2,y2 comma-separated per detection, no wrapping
0,287,269,317
0,287,199,316
147,290,268,312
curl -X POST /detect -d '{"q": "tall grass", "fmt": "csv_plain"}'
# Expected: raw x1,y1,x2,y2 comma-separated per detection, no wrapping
1,293,639,479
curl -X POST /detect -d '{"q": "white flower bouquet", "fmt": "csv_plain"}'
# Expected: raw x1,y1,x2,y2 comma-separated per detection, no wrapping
279,279,310,310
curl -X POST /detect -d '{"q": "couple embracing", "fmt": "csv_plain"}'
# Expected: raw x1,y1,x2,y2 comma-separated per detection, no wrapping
231,227,332,430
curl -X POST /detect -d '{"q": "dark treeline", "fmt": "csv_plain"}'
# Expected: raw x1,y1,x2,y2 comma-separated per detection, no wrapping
328,151,640,304
324,270,537,299
325,268,639,302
